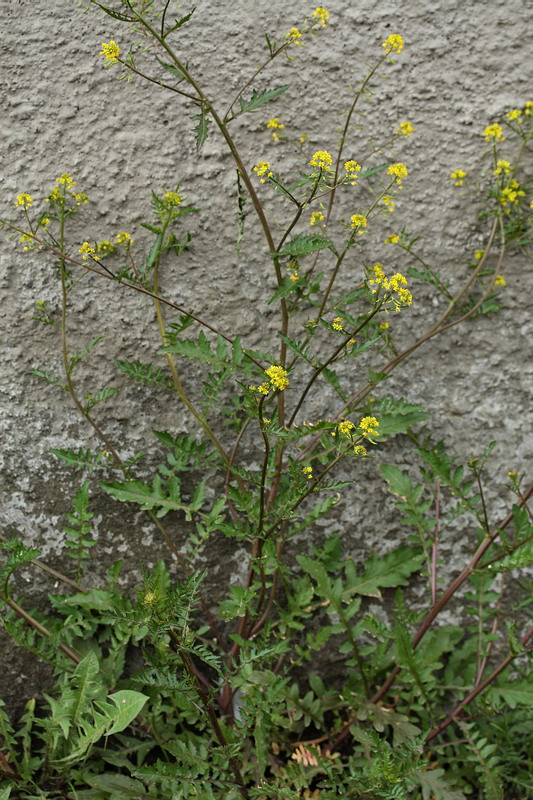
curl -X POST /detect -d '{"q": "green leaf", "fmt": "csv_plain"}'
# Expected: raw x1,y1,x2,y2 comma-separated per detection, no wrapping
268,275,301,305
93,2,134,22
84,773,148,797
359,162,390,179
345,546,423,598
50,447,104,472
155,57,186,80
101,479,198,518
105,691,149,735
412,767,466,800
488,681,533,709
191,107,210,152
275,232,333,258
238,84,290,114
162,8,196,39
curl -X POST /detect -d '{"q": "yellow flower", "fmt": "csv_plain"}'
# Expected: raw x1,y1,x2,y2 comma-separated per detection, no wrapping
79,242,100,261
40,217,50,227
338,420,355,436
165,191,182,206
499,179,525,206
344,160,361,184
525,102,533,116
494,275,506,287
493,160,511,176
116,231,133,245
14,193,33,208
382,34,404,55
506,109,522,123
310,150,333,170
287,27,303,42
73,192,88,206
350,214,367,233
450,169,467,186
359,416,379,437
302,465,313,479
385,234,400,244
267,118,284,130
249,382,270,395
474,249,484,261
299,133,308,143
484,123,505,142
388,162,408,184
380,322,390,330
332,316,343,331
19,232,34,251
313,7,330,27
397,121,414,137
55,173,75,187
254,161,273,183
100,40,120,62
97,240,115,255
265,365,289,391
382,195,395,212
310,211,325,226
353,445,367,456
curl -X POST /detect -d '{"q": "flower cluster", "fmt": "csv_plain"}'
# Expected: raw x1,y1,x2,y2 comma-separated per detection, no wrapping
287,27,303,43
310,151,333,170
382,34,404,55
385,233,400,244
397,121,414,137
14,193,33,208
344,160,361,185
525,102,533,116
484,123,505,142
79,242,99,261
506,109,522,124
499,179,525,207
287,260,299,282
387,162,408,185
450,169,467,187
254,161,273,183
310,211,324,226
100,40,120,62
369,263,412,309
353,445,367,456
265,365,289,391
494,160,511,176
359,416,379,437
332,316,343,331
164,191,182,206
46,174,88,206
350,214,367,233
267,117,284,142
382,195,395,212
337,420,355,436
116,231,133,245
302,465,313,480
313,7,329,27
97,240,115,255
494,275,507,287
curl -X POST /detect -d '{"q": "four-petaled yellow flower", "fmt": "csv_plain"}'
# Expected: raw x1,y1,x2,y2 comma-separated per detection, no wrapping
382,34,404,55
165,191,182,206
100,40,120,62
332,316,343,331
484,123,505,142
116,231,133,245
313,7,330,27
310,150,333,170
254,161,273,183
265,365,289,391
388,162,408,185
397,121,414,137
450,169,467,186
494,275,506,287
344,160,361,184
287,27,303,42
15,193,33,208
310,211,325,226
350,214,367,233
302,465,313,479
359,416,379,437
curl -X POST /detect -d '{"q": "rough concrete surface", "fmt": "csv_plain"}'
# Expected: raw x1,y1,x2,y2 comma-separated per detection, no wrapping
1,0,532,712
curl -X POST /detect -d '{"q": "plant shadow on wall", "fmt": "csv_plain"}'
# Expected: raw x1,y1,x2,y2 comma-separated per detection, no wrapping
1,3,533,799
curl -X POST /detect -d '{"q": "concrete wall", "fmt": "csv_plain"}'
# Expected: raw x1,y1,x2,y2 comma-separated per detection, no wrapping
1,0,532,707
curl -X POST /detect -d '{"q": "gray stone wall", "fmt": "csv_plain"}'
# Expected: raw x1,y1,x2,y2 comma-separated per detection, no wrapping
1,0,532,708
